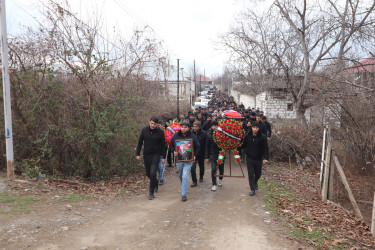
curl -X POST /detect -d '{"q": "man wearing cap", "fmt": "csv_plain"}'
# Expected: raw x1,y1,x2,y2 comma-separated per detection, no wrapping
136,117,166,200
205,120,225,191
170,121,200,202
250,112,257,122
242,121,269,196
191,121,207,187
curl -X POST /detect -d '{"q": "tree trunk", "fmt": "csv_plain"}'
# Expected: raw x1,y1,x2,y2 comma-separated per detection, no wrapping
295,102,308,128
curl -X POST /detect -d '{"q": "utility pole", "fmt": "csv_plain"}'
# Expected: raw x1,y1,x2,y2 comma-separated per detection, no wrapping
193,60,196,98
1,0,14,179
177,59,180,118
204,69,206,89
199,75,202,95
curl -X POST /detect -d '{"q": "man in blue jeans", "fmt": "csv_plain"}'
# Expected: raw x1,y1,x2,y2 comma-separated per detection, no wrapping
170,121,200,202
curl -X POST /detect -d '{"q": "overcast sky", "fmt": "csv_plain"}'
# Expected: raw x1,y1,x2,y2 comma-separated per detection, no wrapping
7,0,272,77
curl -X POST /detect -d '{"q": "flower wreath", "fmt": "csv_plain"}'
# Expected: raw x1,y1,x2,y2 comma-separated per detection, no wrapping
213,119,245,164
164,119,182,146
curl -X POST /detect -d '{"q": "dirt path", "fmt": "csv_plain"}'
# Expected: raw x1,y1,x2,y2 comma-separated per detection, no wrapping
36,163,297,250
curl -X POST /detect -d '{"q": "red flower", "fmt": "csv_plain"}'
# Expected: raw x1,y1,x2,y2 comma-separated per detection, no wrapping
235,158,240,163
218,159,223,164
220,151,225,155
233,150,238,155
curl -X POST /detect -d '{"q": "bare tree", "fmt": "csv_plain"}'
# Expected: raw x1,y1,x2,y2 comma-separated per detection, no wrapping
220,0,375,126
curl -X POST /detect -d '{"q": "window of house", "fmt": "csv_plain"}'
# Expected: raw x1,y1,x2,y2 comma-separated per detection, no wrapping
287,103,293,111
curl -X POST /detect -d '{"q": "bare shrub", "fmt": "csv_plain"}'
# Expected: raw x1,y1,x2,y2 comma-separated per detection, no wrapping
270,122,322,166
3,1,174,179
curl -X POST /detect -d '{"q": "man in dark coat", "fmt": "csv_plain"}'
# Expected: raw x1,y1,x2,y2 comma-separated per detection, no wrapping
242,121,269,196
262,116,272,141
136,117,166,200
256,115,267,136
177,142,192,160
205,120,224,191
190,121,207,187
202,114,212,131
170,121,200,202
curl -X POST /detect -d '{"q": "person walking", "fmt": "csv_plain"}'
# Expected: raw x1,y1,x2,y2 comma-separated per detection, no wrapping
191,121,207,187
170,121,200,202
136,117,166,200
242,121,269,196
205,120,224,191
262,116,272,141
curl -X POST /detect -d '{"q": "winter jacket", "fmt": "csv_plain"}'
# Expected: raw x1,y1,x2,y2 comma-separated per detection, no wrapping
136,126,166,158
264,121,272,138
170,130,200,158
242,131,269,161
202,121,212,131
205,128,221,160
258,121,267,137
193,129,207,158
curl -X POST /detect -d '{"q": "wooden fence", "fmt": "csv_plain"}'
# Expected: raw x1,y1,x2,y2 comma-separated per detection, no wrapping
320,125,375,238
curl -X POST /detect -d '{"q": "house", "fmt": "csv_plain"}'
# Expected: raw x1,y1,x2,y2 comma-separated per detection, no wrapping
231,76,341,126
343,57,375,88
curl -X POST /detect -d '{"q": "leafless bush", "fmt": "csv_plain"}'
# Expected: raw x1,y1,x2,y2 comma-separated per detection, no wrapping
1,0,174,179
270,123,322,166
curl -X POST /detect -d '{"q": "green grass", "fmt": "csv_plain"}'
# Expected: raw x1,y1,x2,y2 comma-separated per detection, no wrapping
258,177,346,249
0,192,43,214
290,217,335,248
114,188,126,198
258,178,294,216
0,192,43,207
57,193,92,202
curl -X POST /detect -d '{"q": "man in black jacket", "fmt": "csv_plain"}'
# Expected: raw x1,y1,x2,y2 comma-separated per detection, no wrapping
205,120,224,191
191,121,207,187
256,115,267,136
202,114,212,131
262,116,272,141
242,121,269,196
136,117,166,200
170,121,200,202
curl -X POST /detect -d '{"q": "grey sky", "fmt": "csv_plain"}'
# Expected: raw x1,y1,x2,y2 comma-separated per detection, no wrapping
7,0,249,77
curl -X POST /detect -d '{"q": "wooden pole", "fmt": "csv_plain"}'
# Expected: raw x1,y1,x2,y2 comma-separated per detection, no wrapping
322,127,331,201
328,149,335,201
320,126,327,184
333,156,363,220
372,192,375,238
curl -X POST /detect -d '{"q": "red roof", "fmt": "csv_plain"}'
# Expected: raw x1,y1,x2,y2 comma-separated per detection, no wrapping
343,57,375,73
195,76,212,82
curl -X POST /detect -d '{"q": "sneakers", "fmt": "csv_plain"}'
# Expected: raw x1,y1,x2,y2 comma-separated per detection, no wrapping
159,180,164,185
191,182,197,187
148,193,154,200
199,177,203,182
182,196,187,202
211,185,217,191
218,179,223,186
255,184,258,190
249,190,256,196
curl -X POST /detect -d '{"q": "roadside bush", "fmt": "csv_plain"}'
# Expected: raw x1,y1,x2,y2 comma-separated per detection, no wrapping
2,1,173,179
269,123,322,166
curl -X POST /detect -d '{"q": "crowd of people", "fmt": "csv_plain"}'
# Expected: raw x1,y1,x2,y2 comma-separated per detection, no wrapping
136,90,270,201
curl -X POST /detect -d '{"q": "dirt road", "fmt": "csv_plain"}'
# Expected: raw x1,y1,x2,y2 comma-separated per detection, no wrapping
36,163,296,250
